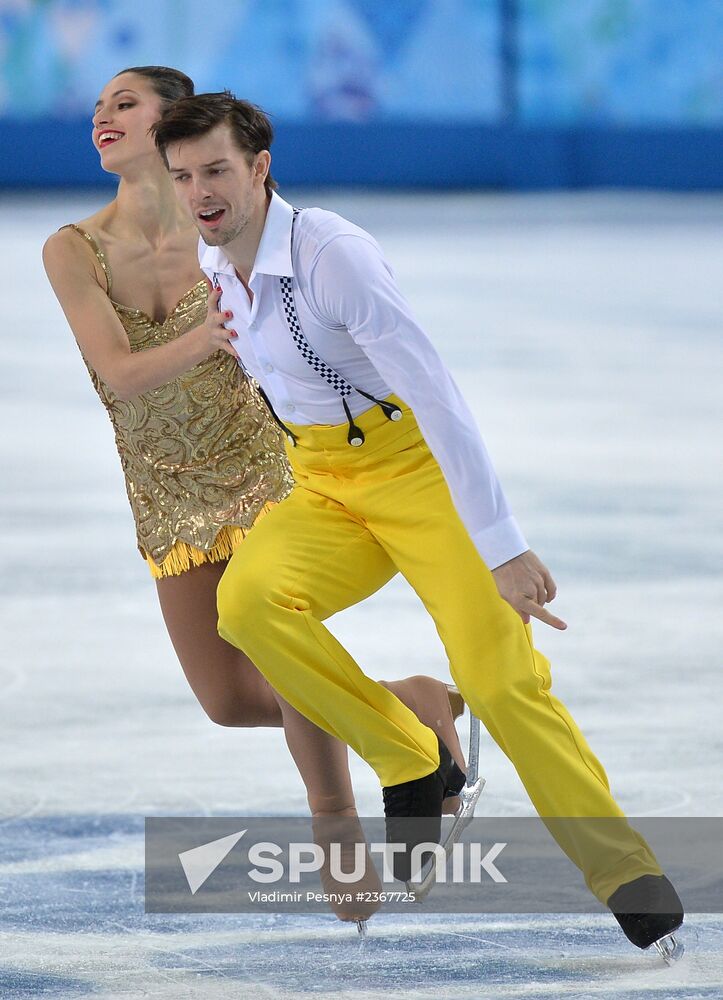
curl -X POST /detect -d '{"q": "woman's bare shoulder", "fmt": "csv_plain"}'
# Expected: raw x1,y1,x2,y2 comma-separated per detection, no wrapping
43,203,112,259
43,206,115,290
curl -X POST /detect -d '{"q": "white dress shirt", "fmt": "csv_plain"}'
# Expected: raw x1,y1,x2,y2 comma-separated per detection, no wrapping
198,192,528,569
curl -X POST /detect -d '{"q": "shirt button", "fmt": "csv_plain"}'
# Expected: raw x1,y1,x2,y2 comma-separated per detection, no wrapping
249,322,256,331
285,403,296,413
263,363,274,373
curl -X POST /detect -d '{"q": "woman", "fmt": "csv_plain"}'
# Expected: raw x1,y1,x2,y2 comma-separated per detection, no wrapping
43,65,467,919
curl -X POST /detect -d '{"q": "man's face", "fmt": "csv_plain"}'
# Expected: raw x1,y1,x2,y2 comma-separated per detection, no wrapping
167,123,266,246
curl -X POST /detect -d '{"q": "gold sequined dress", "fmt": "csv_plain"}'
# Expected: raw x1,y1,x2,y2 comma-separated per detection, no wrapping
64,225,293,578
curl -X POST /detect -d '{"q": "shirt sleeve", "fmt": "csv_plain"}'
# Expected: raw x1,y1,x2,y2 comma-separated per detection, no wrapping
308,232,528,569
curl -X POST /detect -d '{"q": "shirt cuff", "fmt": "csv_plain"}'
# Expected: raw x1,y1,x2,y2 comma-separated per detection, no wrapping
471,516,529,570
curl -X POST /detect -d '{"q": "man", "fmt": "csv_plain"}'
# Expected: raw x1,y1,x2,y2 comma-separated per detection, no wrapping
152,92,683,956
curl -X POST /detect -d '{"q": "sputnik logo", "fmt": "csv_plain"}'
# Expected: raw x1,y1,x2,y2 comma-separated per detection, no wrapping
177,831,508,891
179,830,247,894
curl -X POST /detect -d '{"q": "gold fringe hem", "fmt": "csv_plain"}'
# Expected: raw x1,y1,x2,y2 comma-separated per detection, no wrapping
145,501,276,580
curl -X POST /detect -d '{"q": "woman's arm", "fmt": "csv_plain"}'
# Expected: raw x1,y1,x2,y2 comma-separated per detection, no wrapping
42,228,238,401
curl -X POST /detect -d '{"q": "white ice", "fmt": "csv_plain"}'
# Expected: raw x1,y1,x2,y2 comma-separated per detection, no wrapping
1,190,722,999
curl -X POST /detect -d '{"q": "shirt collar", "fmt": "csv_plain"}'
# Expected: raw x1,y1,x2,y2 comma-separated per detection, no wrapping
198,191,294,279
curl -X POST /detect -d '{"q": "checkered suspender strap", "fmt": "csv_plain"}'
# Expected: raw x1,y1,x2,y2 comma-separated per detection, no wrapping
210,271,298,446
279,208,402,447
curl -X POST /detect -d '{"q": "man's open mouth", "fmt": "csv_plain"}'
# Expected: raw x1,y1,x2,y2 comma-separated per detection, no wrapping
198,208,226,227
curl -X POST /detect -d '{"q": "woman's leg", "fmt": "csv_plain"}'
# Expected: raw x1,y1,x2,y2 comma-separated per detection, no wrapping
272,695,355,815
156,559,281,728
157,559,378,922
382,676,465,773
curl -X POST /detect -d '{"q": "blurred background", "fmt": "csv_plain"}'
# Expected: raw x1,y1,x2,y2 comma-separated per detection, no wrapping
1,0,722,189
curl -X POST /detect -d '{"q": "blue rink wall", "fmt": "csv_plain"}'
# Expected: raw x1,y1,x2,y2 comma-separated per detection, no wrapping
3,120,722,190
1,0,722,190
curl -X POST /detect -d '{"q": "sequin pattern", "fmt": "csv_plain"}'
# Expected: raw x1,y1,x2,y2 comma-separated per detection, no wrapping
65,225,293,566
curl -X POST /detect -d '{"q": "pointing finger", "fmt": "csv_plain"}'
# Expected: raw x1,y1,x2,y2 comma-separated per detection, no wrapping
520,597,567,631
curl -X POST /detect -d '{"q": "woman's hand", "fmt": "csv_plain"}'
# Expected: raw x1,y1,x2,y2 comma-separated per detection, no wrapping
202,281,240,360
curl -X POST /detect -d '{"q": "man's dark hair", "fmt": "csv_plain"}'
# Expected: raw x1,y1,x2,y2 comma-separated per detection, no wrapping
115,66,195,107
151,91,278,194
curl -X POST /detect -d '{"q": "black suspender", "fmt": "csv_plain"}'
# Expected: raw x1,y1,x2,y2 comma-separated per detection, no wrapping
216,207,403,449
211,273,298,447
276,208,402,447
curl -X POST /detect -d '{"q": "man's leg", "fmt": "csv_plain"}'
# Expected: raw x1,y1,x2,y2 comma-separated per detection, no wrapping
216,485,441,788
362,427,662,903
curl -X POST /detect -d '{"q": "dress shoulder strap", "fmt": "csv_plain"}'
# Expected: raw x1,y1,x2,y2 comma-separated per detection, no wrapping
60,223,113,296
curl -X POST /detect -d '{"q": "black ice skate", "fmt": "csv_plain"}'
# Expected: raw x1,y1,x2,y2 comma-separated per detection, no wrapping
383,736,467,884
607,874,685,964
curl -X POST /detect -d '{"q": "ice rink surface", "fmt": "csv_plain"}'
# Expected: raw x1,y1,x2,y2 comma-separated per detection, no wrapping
1,190,722,998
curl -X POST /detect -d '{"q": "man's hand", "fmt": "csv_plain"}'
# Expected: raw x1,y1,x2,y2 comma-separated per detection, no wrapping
491,550,567,630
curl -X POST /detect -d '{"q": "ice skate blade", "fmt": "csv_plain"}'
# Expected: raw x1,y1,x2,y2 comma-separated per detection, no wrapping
407,776,485,902
652,933,684,965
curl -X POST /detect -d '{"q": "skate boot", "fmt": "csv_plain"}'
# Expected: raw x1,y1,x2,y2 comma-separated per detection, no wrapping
607,874,685,964
382,737,466,883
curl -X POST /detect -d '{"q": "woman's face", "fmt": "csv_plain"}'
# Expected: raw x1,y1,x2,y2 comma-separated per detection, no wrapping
91,73,164,172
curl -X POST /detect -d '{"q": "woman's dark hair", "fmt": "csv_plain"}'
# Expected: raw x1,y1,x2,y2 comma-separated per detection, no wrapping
114,66,194,108
151,90,278,195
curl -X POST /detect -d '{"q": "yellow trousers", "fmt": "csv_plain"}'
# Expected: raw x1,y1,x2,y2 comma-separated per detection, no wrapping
217,396,662,902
